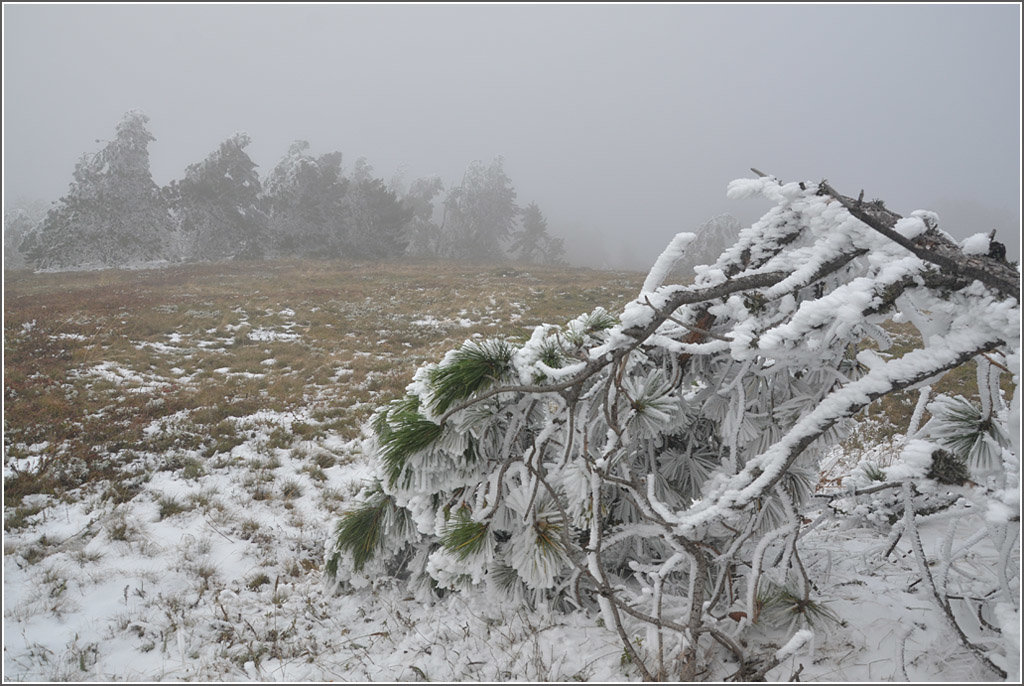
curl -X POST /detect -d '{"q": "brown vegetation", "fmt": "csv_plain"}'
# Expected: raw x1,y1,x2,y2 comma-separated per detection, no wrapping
3,259,642,508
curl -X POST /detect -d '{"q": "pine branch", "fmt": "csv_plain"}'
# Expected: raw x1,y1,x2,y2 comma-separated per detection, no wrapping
329,496,388,573
375,395,444,487
440,509,489,560
437,248,867,427
812,480,904,500
819,181,1019,301
676,333,1007,537
428,339,515,414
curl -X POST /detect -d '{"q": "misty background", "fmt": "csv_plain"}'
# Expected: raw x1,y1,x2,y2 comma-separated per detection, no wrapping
3,3,1021,270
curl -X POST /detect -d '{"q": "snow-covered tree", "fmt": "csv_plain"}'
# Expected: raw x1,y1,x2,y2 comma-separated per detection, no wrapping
22,111,174,269
401,176,446,258
167,133,267,261
509,202,567,265
263,141,349,258
326,175,1019,680
4,199,48,270
342,158,414,259
440,157,519,261
669,213,742,283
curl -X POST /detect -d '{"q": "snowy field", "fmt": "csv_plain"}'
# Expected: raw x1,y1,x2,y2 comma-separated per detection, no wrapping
4,423,1014,681
3,260,1018,681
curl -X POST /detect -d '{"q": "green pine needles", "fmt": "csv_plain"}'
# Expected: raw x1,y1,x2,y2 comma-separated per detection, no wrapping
374,395,444,487
926,394,1011,473
327,493,388,574
488,563,522,594
531,518,566,558
860,462,888,483
326,487,415,576
538,340,565,369
428,339,515,414
441,508,490,560
927,448,971,486
564,307,618,347
758,584,841,631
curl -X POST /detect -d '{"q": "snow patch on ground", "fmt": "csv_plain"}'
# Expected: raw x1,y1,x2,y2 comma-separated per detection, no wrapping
2,423,631,681
247,327,299,343
4,412,1012,681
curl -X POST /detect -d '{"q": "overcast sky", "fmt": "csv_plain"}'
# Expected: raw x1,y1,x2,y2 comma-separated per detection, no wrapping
3,3,1021,269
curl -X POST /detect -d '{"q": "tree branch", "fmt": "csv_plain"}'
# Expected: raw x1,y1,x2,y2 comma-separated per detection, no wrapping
818,182,1019,301
677,333,1006,536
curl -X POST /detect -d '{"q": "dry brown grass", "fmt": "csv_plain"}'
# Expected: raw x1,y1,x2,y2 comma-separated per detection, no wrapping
4,259,642,506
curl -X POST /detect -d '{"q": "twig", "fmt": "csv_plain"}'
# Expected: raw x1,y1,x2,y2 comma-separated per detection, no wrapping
745,652,786,682
203,515,236,543
896,625,913,681
883,524,905,560
813,480,906,500
980,352,1011,374
706,627,745,663
974,602,1002,634
664,310,733,342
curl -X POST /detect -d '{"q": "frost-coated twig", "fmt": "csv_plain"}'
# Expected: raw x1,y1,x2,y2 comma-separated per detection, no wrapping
641,295,732,342
677,337,1005,538
653,572,666,680
813,480,905,501
900,482,1007,679
746,525,790,623
907,386,931,438
896,624,914,681
996,524,1019,605
980,351,1011,374
436,248,867,428
977,357,994,420
936,517,959,596
708,517,758,615
883,521,906,560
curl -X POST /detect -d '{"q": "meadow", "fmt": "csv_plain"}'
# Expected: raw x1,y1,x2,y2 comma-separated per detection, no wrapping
4,260,642,508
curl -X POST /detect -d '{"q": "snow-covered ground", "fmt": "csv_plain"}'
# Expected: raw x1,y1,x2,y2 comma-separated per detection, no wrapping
3,416,627,681
3,415,1017,681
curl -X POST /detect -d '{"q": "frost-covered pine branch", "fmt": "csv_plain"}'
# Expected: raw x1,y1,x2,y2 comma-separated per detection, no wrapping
325,175,1019,680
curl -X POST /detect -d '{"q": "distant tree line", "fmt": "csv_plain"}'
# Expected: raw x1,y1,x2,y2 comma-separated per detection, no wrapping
7,111,566,271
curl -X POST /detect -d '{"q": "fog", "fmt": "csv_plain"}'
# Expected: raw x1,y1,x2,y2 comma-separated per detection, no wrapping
3,3,1020,269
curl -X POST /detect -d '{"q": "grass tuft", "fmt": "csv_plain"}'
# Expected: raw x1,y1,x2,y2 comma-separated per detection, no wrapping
157,496,189,520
